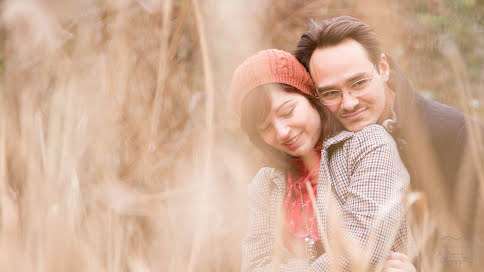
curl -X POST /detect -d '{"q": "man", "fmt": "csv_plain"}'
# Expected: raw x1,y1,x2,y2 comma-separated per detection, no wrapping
294,15,482,266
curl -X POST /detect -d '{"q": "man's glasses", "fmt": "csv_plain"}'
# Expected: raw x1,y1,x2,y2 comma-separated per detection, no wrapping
315,74,375,106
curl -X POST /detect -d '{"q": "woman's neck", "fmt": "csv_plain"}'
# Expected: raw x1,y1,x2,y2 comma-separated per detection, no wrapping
302,150,320,171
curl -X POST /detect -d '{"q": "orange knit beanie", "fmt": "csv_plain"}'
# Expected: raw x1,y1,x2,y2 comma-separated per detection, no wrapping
229,49,315,117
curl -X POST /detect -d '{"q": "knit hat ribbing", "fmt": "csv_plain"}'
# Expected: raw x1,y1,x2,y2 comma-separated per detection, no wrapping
229,49,315,117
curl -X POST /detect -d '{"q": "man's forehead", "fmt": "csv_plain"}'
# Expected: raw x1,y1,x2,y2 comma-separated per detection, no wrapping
309,41,374,86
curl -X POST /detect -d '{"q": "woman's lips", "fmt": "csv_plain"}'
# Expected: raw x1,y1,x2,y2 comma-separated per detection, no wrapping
285,132,302,150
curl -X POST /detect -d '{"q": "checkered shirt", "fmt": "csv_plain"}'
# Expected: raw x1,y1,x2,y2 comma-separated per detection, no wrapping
242,125,412,272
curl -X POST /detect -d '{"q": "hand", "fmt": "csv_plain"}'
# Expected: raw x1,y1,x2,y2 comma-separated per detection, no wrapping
382,251,416,272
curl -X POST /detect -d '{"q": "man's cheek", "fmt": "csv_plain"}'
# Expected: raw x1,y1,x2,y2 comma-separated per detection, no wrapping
326,105,339,115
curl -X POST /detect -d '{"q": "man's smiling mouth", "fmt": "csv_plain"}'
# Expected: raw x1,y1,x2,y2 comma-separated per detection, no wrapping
341,108,366,120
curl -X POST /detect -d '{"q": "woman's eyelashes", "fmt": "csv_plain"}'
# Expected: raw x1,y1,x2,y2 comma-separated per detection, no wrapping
258,105,296,133
281,106,295,117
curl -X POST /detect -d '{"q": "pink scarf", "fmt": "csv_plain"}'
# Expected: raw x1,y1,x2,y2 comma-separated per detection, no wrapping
283,146,321,243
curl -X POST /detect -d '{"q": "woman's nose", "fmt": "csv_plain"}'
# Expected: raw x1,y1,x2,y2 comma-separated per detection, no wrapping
274,121,290,142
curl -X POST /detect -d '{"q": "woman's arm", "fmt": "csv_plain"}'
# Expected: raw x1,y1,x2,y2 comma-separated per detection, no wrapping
242,168,309,272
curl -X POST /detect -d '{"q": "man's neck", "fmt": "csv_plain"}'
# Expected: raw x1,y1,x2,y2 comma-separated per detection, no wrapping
378,85,396,124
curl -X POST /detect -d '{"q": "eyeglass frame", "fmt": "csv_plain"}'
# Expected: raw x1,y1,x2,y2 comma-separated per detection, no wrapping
313,68,379,106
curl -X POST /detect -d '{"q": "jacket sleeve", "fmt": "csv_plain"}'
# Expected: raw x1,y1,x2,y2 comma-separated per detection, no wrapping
242,168,310,272
309,125,410,271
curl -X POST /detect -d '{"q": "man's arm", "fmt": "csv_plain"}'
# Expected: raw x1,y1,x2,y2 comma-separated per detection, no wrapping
310,125,410,271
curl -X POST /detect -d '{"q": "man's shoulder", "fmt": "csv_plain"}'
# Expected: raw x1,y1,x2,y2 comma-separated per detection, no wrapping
415,94,465,122
331,125,399,165
413,93,469,137
388,55,469,135
324,125,393,150
346,124,396,150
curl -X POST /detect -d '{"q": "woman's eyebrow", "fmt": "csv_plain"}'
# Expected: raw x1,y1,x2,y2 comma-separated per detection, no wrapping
275,99,294,114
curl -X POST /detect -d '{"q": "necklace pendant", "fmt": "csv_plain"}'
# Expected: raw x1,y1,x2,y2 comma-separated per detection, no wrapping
304,237,317,261
304,237,314,245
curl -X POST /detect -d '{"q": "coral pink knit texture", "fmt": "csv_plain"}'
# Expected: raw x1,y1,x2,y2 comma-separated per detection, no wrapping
229,49,315,116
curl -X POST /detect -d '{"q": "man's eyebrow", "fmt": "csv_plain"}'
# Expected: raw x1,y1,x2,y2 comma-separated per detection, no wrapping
316,72,369,93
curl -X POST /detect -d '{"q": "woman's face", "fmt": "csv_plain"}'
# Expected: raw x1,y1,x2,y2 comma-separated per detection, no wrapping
256,87,322,158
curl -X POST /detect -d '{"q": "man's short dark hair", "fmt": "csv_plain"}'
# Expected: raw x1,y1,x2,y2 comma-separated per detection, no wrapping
294,16,382,72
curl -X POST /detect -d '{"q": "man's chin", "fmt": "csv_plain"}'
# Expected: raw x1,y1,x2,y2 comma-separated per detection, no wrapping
340,120,373,132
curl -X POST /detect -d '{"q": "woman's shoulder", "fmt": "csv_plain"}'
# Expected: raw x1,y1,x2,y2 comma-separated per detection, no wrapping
250,167,273,187
249,167,283,191
248,167,285,205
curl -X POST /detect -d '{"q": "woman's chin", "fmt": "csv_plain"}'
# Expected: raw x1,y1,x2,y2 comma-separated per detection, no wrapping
285,146,308,158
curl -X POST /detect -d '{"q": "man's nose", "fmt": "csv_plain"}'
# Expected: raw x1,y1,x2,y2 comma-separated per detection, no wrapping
275,121,290,142
340,91,359,111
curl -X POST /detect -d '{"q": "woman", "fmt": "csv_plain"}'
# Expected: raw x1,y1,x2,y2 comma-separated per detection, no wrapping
229,49,416,271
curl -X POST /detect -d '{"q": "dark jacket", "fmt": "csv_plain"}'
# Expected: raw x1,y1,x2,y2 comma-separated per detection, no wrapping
386,57,482,236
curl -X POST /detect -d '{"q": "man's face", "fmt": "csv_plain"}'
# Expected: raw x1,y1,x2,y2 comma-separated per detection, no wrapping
309,39,391,132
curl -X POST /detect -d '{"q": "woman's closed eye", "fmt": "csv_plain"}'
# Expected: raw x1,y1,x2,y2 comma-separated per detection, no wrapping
282,107,295,117
258,106,295,133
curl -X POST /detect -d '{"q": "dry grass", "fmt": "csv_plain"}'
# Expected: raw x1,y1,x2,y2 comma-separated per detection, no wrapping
0,0,482,271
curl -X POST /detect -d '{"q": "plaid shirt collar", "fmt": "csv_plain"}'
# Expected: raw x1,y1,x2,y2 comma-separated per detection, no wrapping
270,130,355,189
322,131,354,150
